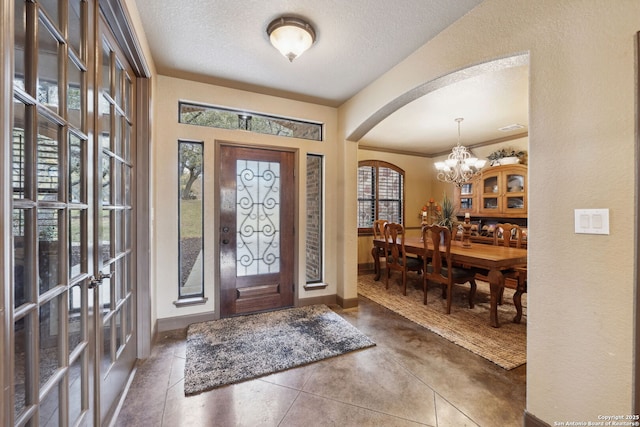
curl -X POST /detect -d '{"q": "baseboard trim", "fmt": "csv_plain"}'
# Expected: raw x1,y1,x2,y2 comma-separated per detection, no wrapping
337,295,359,309
358,263,375,275
524,411,551,427
156,311,216,332
298,294,337,307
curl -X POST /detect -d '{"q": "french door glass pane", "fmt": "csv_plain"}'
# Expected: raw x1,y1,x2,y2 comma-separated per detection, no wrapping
69,209,84,279
102,317,112,372
68,285,83,350
38,383,58,425
101,155,111,204
114,259,122,303
68,355,84,424
125,297,133,337
14,0,26,89
39,296,60,388
13,209,29,308
100,272,112,313
115,309,123,352
101,42,110,95
38,209,61,294
37,112,60,201
114,162,122,206
115,210,123,255
114,111,122,156
124,208,132,252
37,19,60,114
123,119,131,161
39,0,61,29
68,0,82,55
67,56,83,129
98,95,111,149
12,99,26,199
69,132,83,202
123,165,131,207
101,209,111,262
124,76,132,116
115,61,123,107
14,315,29,418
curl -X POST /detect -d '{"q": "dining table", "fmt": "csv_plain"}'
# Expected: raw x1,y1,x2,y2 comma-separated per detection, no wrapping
372,236,528,327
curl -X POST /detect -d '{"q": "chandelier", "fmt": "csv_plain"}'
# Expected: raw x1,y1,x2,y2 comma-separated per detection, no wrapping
434,118,486,187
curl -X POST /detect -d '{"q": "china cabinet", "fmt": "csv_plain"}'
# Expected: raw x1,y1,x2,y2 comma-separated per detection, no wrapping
454,164,527,218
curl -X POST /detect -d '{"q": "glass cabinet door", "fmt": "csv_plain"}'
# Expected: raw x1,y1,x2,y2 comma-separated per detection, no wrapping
505,173,526,213
481,174,500,211
459,182,474,211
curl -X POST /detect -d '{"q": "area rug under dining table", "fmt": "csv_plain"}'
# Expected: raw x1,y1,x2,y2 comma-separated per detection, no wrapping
358,273,526,370
184,304,375,395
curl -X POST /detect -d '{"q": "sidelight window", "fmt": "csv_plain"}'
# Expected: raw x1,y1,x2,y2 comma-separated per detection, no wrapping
178,141,204,299
306,154,323,283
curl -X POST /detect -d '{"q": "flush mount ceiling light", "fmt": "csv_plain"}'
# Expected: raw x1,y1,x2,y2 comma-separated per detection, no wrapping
267,16,316,62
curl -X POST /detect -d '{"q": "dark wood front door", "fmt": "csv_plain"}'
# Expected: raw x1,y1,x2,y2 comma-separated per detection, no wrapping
219,145,295,317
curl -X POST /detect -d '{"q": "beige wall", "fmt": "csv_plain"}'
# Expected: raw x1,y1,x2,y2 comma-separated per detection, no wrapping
339,0,638,422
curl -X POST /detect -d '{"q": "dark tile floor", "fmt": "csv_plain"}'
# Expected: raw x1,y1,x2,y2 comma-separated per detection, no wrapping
115,295,526,427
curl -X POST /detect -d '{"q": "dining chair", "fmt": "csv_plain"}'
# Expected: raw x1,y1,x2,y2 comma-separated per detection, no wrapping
372,219,388,240
494,223,524,248
371,219,389,277
496,223,527,319
475,223,526,308
422,224,477,313
384,222,422,296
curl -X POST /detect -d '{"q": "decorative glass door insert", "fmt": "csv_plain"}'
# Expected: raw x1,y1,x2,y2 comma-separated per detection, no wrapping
236,160,281,276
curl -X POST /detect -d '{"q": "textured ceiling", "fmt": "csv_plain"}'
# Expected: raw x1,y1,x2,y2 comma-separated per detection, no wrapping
133,0,529,155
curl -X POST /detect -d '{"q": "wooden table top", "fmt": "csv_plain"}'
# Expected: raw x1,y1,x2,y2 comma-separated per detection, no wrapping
374,236,527,271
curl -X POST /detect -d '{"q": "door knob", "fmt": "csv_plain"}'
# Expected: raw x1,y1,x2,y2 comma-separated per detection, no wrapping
222,226,229,233
222,239,230,245
88,271,112,289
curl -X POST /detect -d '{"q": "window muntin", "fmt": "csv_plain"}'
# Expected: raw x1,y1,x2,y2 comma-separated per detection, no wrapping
179,102,323,141
357,160,404,233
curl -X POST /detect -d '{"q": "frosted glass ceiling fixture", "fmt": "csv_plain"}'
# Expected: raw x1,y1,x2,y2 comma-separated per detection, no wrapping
267,16,316,62
434,118,487,187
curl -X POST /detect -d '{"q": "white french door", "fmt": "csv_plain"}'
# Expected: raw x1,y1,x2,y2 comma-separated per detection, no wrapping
4,1,138,425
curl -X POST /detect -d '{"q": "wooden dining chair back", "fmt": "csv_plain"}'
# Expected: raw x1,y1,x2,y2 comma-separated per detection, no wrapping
372,219,388,239
494,223,524,248
422,224,477,313
383,222,422,296
371,219,389,278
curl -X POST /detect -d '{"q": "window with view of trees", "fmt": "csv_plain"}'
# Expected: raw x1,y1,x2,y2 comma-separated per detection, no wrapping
357,160,404,232
179,102,323,141
178,141,204,300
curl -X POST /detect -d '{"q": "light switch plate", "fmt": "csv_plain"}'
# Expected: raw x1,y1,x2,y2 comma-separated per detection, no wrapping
574,209,609,235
